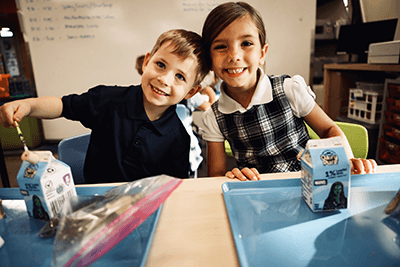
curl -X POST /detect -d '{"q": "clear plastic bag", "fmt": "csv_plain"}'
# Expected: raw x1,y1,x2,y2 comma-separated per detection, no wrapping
52,175,182,267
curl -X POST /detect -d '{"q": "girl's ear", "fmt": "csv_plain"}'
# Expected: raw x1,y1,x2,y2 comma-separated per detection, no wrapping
259,43,269,65
184,85,202,99
142,52,152,71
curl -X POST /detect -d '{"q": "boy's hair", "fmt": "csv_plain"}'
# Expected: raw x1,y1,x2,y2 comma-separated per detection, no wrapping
149,29,209,87
202,2,266,67
135,55,145,75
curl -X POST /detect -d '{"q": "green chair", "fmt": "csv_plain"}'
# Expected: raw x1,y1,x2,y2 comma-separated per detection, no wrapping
225,121,369,159
305,121,368,159
225,140,234,158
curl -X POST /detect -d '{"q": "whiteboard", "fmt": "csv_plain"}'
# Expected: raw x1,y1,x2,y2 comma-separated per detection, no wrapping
16,0,316,140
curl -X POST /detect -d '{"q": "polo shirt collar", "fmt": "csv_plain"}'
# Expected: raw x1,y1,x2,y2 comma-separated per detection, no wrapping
127,85,176,135
218,67,273,114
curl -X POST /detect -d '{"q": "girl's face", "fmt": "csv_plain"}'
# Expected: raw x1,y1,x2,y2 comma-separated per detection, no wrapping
210,15,268,92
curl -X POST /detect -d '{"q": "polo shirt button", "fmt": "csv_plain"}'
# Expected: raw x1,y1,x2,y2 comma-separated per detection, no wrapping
135,139,141,145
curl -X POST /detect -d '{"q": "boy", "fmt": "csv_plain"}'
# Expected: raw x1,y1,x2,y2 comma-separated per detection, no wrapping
0,29,209,184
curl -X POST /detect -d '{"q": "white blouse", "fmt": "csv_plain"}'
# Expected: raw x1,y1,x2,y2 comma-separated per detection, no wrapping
202,68,316,142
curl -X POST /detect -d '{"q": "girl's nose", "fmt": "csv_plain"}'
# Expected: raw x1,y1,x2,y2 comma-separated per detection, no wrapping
228,46,241,62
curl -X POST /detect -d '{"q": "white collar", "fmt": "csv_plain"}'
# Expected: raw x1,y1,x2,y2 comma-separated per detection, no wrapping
218,68,273,114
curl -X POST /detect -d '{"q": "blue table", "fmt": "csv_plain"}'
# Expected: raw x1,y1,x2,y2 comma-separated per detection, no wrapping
0,186,161,267
222,172,400,267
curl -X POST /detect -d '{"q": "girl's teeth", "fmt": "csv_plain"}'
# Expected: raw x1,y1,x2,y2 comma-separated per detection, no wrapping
227,68,244,74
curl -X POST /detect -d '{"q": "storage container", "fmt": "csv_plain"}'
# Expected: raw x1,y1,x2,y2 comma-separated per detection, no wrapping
347,87,383,124
386,97,400,113
355,82,384,92
388,82,400,98
379,137,400,164
383,123,400,142
385,111,400,127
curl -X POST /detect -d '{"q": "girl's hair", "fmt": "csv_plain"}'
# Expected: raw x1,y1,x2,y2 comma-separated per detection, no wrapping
202,2,266,66
149,29,209,87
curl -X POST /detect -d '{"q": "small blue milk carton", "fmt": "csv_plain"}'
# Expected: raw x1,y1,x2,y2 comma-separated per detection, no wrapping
16,151,77,220
300,136,350,212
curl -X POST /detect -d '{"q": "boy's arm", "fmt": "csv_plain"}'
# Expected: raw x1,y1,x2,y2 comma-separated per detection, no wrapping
0,96,63,128
200,86,216,104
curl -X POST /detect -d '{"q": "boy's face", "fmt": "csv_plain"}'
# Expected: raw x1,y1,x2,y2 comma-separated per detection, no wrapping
141,41,200,109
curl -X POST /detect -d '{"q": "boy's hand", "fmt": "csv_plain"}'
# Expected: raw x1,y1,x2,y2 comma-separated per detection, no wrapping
225,167,261,181
350,158,377,174
0,100,31,128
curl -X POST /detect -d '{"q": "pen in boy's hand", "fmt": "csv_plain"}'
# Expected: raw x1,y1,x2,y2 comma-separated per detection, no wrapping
14,121,28,151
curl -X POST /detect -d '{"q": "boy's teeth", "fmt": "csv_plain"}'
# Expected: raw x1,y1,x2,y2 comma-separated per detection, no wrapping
227,68,244,74
152,86,167,95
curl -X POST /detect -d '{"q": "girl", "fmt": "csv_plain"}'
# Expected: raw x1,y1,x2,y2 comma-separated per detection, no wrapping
201,2,376,181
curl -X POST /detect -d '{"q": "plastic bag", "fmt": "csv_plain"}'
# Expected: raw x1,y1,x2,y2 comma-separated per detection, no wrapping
52,175,182,267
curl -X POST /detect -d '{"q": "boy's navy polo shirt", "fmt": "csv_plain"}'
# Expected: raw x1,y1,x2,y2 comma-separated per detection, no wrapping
61,85,191,184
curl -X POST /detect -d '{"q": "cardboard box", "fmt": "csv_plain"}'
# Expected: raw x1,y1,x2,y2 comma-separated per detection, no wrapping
16,151,77,220
300,137,350,212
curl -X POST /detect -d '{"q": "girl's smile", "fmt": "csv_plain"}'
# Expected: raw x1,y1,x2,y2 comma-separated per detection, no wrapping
225,68,246,76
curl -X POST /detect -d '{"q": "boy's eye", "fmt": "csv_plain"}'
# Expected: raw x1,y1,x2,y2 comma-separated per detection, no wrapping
176,73,185,82
242,41,253,47
156,62,165,69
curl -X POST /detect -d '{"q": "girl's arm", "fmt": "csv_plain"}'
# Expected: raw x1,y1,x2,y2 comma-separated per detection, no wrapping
303,104,353,158
226,167,261,181
304,104,376,174
0,96,63,128
207,141,227,177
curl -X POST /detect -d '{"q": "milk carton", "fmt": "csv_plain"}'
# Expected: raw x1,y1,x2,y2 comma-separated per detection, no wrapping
16,151,77,220
300,136,350,212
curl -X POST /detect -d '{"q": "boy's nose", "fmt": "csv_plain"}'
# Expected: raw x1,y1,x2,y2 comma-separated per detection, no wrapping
157,72,173,86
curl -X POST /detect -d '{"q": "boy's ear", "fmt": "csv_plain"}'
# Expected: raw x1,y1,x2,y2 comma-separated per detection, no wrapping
184,84,202,99
259,43,269,65
142,52,152,71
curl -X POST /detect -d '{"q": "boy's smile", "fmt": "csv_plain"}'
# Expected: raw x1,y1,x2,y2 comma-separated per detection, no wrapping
151,84,169,96
210,15,267,95
141,41,200,120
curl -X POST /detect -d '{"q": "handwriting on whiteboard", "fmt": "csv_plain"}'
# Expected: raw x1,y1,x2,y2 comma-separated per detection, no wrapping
17,0,220,42
182,0,219,12
18,0,115,42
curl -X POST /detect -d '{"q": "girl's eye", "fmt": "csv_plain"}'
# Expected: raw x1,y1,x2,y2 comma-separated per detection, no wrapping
213,44,226,50
156,62,165,69
176,73,185,82
242,41,253,47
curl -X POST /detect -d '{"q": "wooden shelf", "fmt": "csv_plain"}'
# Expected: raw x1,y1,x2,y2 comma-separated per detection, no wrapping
325,63,400,72
323,63,400,120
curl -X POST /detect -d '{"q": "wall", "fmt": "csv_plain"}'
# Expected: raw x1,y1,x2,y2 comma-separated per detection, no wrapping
15,0,316,140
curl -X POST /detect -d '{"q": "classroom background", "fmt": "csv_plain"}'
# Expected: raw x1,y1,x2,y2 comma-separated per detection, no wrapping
1,0,400,186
